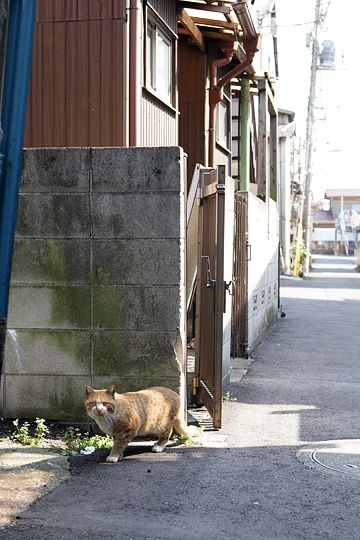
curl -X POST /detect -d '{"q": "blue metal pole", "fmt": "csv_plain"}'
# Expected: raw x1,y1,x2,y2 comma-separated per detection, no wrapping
0,0,36,376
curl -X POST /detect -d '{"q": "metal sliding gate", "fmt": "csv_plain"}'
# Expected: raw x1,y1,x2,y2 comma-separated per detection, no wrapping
194,165,226,428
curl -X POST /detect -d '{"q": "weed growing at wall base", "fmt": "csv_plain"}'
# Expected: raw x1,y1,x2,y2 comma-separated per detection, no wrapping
62,426,112,455
11,417,49,445
9,418,112,454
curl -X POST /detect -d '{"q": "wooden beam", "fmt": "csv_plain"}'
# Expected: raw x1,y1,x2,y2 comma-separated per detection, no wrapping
177,27,235,42
223,5,240,26
202,29,234,41
177,2,231,14
191,16,239,29
178,9,206,52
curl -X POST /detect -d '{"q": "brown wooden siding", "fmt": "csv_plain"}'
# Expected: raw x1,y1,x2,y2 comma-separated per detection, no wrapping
141,91,177,147
178,38,206,189
35,0,125,22
147,0,177,32
24,0,126,147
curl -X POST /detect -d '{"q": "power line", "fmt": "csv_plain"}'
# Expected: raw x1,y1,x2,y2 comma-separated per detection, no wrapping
262,20,316,28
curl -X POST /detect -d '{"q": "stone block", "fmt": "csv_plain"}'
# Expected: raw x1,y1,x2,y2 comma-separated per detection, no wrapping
16,194,90,237
91,147,182,192
21,148,90,192
11,239,90,284
92,331,180,377
92,286,180,332
92,239,180,285
3,375,89,421
7,286,91,329
92,193,181,239
5,329,91,375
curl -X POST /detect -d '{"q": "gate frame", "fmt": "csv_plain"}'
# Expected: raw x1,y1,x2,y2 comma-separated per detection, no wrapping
194,164,226,428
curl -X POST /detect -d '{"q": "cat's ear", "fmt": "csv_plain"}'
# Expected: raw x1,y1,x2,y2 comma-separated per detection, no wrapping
85,385,94,397
107,384,116,397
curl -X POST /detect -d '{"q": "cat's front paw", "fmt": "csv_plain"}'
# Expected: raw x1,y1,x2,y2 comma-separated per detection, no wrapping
106,455,122,463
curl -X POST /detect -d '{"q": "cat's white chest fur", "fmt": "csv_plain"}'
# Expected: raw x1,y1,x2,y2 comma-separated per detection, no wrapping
94,414,114,435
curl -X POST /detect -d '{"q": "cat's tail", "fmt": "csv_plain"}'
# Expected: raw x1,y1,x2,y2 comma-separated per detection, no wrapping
173,415,191,438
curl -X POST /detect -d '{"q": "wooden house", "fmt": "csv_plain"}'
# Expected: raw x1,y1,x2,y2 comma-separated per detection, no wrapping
2,0,282,429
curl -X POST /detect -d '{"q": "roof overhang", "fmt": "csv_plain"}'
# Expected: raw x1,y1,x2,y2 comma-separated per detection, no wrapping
177,0,261,77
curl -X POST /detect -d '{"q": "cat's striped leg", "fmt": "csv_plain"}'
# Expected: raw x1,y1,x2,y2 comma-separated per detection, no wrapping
152,428,172,453
106,436,132,463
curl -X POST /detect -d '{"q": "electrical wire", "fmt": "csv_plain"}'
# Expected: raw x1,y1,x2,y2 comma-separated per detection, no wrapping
261,20,315,28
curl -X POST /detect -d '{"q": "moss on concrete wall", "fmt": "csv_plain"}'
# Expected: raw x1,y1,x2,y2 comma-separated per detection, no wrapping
3,147,186,422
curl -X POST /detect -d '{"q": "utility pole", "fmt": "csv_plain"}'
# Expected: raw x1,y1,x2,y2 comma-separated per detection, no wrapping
303,0,322,274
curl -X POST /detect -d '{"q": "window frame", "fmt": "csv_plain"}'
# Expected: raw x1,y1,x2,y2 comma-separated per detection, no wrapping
144,9,176,109
216,94,231,153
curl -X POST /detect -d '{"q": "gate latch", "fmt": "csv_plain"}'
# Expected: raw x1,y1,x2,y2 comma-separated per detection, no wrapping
225,280,234,296
202,256,215,288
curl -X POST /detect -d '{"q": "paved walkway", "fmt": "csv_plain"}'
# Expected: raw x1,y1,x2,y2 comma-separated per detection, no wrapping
1,255,360,539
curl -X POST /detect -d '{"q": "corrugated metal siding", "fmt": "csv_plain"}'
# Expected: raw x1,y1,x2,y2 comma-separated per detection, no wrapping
141,91,177,147
147,0,177,32
35,0,125,21
178,38,206,187
24,1,126,147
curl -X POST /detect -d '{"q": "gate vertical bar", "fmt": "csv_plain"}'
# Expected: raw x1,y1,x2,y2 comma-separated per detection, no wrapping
213,164,226,428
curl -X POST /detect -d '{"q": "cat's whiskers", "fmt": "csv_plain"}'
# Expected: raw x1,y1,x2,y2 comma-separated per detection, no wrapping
94,407,115,435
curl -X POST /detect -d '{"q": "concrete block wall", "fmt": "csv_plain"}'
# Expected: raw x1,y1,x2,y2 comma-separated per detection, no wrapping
247,194,279,351
1,147,186,422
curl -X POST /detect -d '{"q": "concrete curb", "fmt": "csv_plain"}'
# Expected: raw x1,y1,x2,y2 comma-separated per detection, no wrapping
0,439,70,527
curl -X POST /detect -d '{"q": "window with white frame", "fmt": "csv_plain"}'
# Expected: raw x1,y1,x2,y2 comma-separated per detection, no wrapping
146,18,173,105
216,99,230,149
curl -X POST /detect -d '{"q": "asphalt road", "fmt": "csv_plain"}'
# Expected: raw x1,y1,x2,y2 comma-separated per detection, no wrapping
1,254,360,540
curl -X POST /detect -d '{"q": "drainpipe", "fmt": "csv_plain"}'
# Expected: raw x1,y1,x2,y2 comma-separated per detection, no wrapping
208,42,236,168
0,0,36,381
129,0,141,146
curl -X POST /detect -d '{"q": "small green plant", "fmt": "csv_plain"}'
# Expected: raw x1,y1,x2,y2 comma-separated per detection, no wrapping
11,417,49,446
62,426,112,455
170,426,204,446
34,417,49,441
62,426,84,453
222,391,237,402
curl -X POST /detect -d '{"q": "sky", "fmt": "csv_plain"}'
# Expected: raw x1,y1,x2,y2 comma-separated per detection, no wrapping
273,0,359,200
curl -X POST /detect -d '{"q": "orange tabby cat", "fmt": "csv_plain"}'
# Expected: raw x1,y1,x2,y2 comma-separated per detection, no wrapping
84,385,190,462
